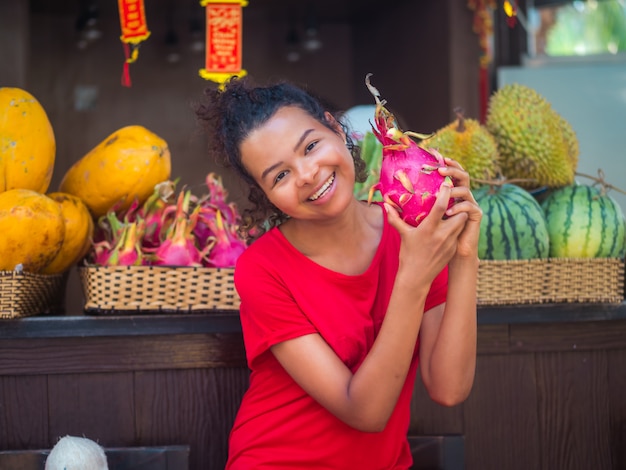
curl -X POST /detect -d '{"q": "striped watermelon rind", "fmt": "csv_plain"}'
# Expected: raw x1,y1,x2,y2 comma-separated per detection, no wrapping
474,183,550,260
541,184,626,258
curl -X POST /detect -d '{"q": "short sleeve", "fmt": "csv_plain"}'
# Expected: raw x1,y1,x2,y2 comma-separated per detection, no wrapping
234,249,317,366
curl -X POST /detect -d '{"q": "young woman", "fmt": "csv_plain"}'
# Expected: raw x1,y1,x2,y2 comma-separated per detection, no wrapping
195,76,482,470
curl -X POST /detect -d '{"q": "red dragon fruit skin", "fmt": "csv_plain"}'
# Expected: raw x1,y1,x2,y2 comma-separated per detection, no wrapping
149,190,209,267
202,209,247,268
92,219,145,266
139,180,177,248
365,74,455,227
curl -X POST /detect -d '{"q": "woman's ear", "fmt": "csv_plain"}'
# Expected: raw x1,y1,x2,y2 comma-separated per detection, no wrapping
324,112,346,142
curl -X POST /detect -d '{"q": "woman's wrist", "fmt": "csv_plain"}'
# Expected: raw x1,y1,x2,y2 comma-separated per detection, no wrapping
448,254,480,272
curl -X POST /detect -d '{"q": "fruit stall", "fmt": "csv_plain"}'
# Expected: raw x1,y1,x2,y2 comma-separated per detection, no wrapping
2,1,626,469
2,81,626,470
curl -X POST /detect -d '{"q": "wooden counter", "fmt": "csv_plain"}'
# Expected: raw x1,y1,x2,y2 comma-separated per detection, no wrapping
2,304,626,469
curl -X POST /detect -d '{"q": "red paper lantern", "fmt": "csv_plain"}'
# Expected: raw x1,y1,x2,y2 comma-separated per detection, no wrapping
199,0,248,85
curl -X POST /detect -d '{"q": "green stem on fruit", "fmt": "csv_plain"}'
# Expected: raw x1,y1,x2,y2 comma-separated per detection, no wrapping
575,170,626,196
473,176,537,187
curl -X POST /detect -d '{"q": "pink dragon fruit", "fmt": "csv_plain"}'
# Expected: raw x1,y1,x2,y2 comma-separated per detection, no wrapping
148,190,211,267
138,180,177,249
198,172,241,227
202,209,247,268
365,74,454,227
91,217,145,266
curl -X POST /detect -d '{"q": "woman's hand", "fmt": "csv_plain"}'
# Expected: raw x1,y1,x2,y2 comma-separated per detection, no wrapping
384,174,468,285
439,158,482,260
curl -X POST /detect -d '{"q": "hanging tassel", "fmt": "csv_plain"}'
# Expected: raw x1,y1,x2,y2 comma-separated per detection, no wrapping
467,1,495,123
504,0,518,28
118,0,151,87
121,43,132,87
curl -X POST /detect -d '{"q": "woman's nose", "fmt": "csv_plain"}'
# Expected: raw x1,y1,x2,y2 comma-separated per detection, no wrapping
295,158,318,186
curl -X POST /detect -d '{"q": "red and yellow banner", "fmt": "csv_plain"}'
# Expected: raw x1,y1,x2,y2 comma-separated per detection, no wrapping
119,0,150,44
118,0,151,87
467,0,496,122
199,0,248,85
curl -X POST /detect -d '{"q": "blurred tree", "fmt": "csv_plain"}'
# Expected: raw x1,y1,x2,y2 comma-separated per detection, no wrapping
545,0,626,56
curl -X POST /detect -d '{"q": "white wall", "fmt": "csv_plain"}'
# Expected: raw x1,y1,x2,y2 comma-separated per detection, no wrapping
497,55,626,212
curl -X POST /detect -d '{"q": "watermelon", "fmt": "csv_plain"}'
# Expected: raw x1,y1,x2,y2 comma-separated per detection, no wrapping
541,184,626,258
474,183,550,260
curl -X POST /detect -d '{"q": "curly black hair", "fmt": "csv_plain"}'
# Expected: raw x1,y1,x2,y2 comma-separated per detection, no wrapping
195,76,367,241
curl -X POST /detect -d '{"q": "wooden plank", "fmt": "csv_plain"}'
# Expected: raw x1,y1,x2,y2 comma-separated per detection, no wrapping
607,349,626,469
477,324,510,355
47,372,135,446
408,324,511,441
477,302,626,324
0,375,48,450
0,333,247,375
463,354,540,470
105,445,190,470
536,350,611,469
510,320,626,353
0,451,45,470
134,367,249,470
0,314,243,339
407,435,465,470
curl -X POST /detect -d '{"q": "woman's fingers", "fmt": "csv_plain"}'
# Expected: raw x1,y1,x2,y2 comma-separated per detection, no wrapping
440,157,470,187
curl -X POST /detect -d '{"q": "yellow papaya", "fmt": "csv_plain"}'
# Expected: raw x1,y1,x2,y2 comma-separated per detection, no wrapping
0,87,56,193
58,125,171,218
41,192,94,274
0,189,65,273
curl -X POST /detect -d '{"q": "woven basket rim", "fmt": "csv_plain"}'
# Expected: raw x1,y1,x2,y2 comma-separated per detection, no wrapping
477,257,624,305
79,264,240,315
0,270,67,319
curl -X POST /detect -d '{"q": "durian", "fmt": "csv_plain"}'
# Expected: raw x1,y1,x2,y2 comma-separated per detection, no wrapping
419,109,500,188
559,114,579,171
486,83,579,189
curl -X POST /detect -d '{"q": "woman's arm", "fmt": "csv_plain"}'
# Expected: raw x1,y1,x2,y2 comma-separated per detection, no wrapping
418,257,478,406
272,179,471,432
419,158,482,406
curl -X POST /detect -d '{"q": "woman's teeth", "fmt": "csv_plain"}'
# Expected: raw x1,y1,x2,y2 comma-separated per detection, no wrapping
309,174,335,201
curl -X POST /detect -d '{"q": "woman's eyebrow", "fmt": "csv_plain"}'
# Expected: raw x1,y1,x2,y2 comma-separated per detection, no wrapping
294,128,314,152
261,161,283,181
260,128,315,181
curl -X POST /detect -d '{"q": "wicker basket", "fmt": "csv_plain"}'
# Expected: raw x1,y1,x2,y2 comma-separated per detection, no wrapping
477,257,625,306
78,265,240,314
545,257,625,304
477,259,551,306
0,270,66,319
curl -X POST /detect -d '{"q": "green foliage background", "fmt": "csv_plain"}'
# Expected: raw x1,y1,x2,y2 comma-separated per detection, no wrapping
546,0,626,55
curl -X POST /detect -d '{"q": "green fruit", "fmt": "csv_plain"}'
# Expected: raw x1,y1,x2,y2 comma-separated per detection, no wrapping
420,111,500,189
541,184,626,258
486,84,578,189
474,183,550,260
353,131,383,202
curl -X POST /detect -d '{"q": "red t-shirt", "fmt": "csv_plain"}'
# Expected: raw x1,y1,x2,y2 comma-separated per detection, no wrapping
226,207,448,470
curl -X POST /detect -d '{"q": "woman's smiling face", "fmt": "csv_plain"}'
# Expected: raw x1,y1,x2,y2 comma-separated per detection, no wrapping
240,105,356,221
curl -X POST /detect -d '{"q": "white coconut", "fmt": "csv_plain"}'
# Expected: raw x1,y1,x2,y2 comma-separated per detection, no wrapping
45,435,109,470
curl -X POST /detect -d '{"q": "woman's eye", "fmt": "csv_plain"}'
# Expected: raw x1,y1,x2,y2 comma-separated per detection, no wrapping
305,140,318,154
274,170,288,184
